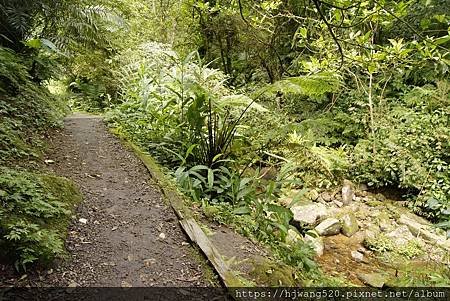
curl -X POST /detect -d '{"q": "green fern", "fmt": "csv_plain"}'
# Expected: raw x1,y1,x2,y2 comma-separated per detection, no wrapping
260,72,342,97
0,0,124,53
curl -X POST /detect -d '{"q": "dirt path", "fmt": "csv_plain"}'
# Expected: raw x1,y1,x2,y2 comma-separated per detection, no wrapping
37,113,212,287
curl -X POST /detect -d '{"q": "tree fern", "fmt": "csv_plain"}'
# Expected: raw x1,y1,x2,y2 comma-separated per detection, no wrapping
0,0,124,53
260,71,342,97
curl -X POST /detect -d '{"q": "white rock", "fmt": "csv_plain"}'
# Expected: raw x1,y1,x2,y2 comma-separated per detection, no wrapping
357,273,386,288
386,225,414,246
365,224,381,240
342,180,354,205
315,218,341,236
143,258,156,266
79,218,88,224
290,203,327,225
398,214,447,248
159,233,166,239
68,281,78,287
305,234,324,256
351,250,364,262
121,281,132,288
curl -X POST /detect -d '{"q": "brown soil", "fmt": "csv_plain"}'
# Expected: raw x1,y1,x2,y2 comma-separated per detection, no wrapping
1,113,215,287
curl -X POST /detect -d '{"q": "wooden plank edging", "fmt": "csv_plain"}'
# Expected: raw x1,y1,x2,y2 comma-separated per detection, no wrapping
180,219,243,288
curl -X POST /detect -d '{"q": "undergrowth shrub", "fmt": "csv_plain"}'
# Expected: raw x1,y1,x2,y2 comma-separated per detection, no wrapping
107,43,319,275
0,168,81,270
351,82,450,222
175,164,254,204
0,47,67,164
107,42,265,168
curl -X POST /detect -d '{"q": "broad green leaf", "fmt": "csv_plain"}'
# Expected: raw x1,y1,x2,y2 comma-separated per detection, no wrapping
26,39,41,49
207,168,214,189
300,27,307,39
189,165,209,172
434,35,450,45
368,63,377,74
233,206,251,215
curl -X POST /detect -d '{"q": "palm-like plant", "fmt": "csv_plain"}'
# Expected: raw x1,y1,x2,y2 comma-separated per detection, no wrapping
0,0,123,53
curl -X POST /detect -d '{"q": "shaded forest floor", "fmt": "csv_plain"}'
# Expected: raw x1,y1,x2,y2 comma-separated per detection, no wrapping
1,113,215,287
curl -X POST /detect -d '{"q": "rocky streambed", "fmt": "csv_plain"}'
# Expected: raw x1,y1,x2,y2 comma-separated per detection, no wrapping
279,181,450,287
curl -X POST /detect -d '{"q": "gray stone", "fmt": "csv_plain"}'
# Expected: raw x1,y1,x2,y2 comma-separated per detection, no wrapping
440,240,450,251
377,211,392,232
386,225,414,246
353,231,366,244
379,222,392,232
357,273,387,288
290,203,327,225
315,218,341,236
342,180,354,205
351,250,364,262
403,212,431,225
305,234,324,256
398,214,433,238
398,214,444,244
365,224,381,240
341,212,359,237
358,246,369,254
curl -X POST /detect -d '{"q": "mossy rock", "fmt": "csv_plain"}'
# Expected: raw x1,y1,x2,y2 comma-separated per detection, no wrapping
366,199,383,207
40,174,83,237
0,169,82,267
341,212,359,237
249,259,297,286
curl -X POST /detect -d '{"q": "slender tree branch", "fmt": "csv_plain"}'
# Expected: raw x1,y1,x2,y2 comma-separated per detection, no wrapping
311,0,344,69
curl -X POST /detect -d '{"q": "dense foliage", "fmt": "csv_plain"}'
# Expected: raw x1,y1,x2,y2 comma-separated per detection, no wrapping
0,168,81,270
0,47,67,164
0,0,118,268
104,0,449,280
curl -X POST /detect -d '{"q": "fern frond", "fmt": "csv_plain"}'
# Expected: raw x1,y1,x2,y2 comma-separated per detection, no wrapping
262,72,342,97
